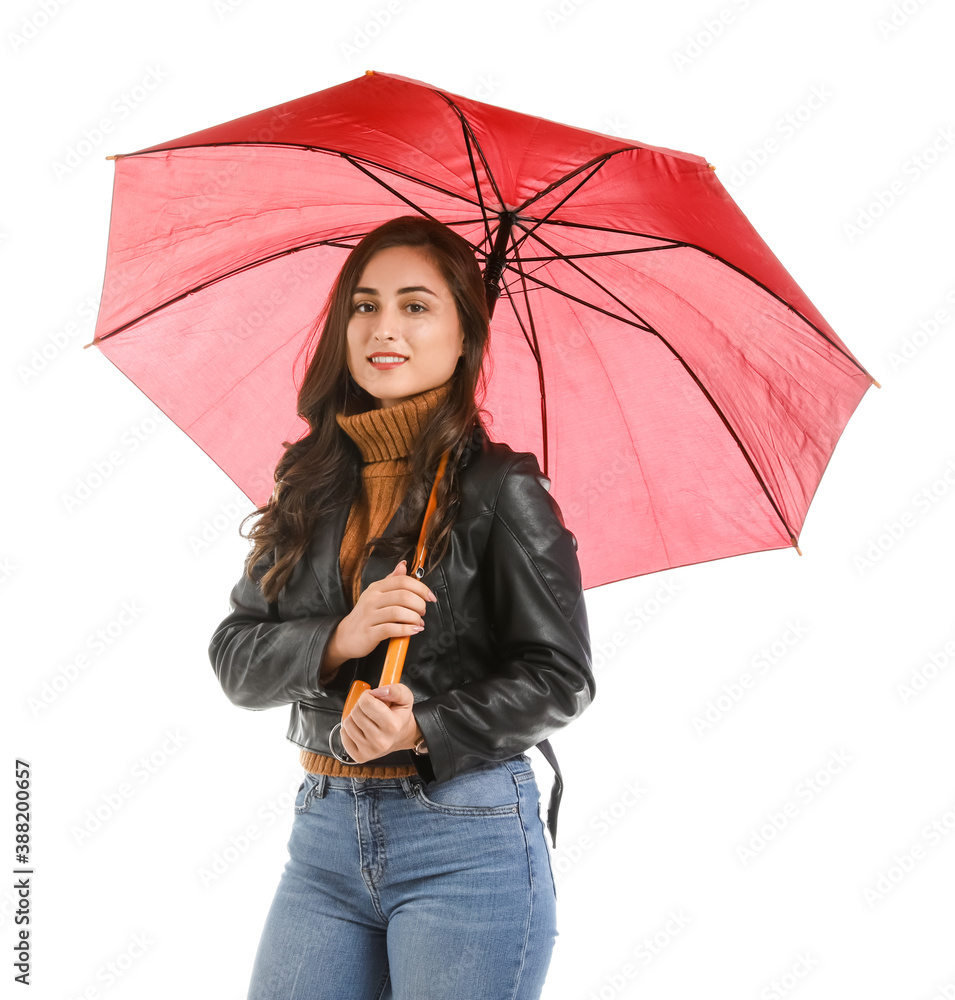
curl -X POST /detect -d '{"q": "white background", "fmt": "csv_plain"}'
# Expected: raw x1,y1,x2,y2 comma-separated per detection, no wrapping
3,0,955,998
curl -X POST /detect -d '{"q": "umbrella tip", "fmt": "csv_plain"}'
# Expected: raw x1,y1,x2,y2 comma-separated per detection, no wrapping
793,541,803,556
365,69,374,76
870,376,882,388
707,163,716,170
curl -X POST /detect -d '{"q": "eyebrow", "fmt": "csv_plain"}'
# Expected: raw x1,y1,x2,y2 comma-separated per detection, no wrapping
352,286,437,296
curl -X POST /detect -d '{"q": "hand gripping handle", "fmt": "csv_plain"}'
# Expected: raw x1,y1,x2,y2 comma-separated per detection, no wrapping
339,449,451,723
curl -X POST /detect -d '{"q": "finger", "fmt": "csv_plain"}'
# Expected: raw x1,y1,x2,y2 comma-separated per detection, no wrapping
343,709,372,747
371,683,414,706
398,581,437,604
344,715,382,762
355,694,407,744
378,575,436,608
357,690,391,722
407,581,438,606
340,723,365,762
367,601,426,633
342,691,387,742
345,705,395,758
381,598,427,623
386,588,432,617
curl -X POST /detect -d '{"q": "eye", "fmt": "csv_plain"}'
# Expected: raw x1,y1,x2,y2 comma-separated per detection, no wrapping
405,302,426,314
353,301,375,314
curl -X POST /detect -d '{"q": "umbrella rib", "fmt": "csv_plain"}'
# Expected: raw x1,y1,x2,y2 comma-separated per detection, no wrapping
497,251,802,549
538,219,876,381
532,217,689,249
510,158,614,256
330,148,483,210
93,214,503,344
498,257,553,291
504,242,549,478
93,232,377,343
512,219,659,331
454,105,494,255
508,292,671,565
338,153,456,220
536,218,686,240
432,90,519,298
512,148,636,217
497,265,655,332
117,140,487,213
508,244,684,262
432,91,507,213
504,240,673,565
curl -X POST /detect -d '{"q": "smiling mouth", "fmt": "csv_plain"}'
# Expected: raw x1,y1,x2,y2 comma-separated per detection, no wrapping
368,354,409,366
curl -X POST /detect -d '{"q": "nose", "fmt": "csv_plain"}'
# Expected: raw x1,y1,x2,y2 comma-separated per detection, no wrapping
371,303,398,341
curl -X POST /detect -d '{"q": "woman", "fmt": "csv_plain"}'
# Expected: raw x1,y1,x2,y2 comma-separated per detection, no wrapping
208,215,594,999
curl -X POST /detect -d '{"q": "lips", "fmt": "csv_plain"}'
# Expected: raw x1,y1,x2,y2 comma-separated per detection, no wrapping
368,353,409,369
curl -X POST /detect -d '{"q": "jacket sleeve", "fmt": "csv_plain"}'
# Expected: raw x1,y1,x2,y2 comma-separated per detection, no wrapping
208,549,345,710
411,451,595,784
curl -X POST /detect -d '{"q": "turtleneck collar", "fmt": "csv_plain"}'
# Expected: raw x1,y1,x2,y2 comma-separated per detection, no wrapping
336,380,453,463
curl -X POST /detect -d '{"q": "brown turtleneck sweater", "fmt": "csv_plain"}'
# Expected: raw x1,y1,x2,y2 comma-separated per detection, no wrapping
298,379,453,779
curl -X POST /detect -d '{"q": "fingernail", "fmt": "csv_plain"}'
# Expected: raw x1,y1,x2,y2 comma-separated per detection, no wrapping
412,625,425,632
428,590,437,602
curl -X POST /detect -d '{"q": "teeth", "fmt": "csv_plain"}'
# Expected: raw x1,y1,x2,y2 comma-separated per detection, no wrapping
372,356,406,363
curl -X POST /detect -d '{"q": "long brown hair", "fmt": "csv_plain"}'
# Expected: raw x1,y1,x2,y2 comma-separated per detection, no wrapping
240,215,493,603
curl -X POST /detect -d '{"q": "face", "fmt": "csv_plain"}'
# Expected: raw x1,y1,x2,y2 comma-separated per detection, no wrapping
346,245,465,409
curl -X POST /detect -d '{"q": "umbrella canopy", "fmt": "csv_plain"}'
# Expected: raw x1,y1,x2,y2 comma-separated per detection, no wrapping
89,70,877,591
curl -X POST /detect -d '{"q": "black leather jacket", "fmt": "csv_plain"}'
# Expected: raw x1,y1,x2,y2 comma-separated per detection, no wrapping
208,426,594,845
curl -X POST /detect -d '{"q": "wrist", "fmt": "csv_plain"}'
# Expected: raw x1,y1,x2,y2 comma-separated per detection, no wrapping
410,718,428,754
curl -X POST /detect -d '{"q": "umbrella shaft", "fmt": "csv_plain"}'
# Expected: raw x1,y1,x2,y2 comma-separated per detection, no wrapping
485,212,515,318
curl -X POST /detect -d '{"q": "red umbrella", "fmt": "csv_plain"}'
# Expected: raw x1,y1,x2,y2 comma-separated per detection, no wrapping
87,70,878,591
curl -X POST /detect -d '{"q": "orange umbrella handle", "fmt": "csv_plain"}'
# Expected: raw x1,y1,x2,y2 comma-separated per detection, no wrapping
341,449,451,723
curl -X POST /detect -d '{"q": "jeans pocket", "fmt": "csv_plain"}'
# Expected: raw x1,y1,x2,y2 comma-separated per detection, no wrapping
294,772,323,815
412,760,522,816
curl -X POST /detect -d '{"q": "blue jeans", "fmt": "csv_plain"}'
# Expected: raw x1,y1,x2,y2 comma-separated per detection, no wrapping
247,754,558,999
